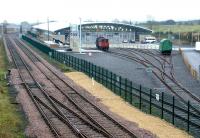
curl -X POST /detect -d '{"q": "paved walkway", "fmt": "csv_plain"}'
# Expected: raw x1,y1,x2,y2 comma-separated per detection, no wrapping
181,48,200,79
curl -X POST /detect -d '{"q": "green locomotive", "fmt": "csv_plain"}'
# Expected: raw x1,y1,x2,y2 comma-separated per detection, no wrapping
159,39,172,54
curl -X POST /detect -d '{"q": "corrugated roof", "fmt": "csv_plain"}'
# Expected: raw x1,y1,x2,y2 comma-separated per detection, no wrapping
33,21,152,32
33,22,69,32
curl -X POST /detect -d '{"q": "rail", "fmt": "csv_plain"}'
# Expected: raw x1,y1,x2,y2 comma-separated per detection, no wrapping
22,34,200,137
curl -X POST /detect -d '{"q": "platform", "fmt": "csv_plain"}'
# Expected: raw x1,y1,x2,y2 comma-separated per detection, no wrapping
180,47,200,79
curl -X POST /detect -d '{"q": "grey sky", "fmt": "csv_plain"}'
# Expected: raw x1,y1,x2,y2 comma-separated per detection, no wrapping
1,0,200,23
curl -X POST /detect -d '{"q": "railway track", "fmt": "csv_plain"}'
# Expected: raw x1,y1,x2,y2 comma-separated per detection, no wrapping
109,48,200,114
5,35,138,138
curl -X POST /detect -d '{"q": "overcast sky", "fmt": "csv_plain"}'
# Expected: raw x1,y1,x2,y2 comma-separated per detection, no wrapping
1,0,200,24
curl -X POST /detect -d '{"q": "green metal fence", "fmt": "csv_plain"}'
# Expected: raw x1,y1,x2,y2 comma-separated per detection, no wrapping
22,35,200,137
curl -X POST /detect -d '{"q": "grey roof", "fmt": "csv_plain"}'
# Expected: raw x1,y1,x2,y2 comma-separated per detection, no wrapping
33,21,152,33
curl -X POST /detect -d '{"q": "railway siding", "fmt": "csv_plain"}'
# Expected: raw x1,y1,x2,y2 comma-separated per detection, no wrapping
21,35,200,137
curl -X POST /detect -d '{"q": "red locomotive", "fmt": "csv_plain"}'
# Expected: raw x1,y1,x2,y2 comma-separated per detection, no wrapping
96,37,109,51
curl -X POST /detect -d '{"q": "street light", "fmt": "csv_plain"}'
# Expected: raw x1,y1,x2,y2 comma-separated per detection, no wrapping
79,17,82,53
179,31,181,48
47,17,49,41
191,31,193,46
1,23,3,36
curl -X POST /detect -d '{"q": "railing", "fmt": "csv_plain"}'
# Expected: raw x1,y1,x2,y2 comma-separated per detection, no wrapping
22,35,200,137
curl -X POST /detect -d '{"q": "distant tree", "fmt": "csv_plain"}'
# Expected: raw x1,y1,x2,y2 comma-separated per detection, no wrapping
112,19,120,23
165,20,176,25
121,20,130,24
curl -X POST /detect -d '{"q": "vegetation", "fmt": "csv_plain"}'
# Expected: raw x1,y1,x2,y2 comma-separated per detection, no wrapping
138,19,200,33
0,38,25,138
146,24,200,33
140,21,200,44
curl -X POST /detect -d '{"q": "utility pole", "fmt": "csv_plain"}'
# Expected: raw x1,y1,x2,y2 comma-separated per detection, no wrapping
79,17,82,53
179,31,181,48
1,23,3,36
191,31,193,46
158,25,160,41
168,28,170,39
47,17,49,41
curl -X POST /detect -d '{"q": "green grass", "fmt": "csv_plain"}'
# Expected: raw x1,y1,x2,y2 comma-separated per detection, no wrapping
0,38,25,138
149,25,200,33
141,24,200,33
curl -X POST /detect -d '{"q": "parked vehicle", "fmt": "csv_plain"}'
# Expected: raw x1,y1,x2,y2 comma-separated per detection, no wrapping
129,39,135,43
122,39,128,43
144,36,156,43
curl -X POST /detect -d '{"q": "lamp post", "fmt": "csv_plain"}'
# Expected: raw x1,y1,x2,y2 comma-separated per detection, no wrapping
1,23,3,36
191,31,193,46
179,31,181,48
79,18,82,53
47,17,49,41
168,28,170,39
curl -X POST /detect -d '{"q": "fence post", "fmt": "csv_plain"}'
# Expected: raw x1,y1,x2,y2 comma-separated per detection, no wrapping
94,65,96,80
92,63,94,77
97,66,99,82
91,63,94,78
161,92,164,119
76,58,77,70
187,101,190,132
80,59,82,71
77,58,79,71
130,81,132,104
87,61,89,75
106,69,108,88
68,56,70,67
113,74,116,93
172,96,175,125
100,67,103,84
83,60,85,72
71,56,73,67
119,76,122,96
110,72,112,90
139,85,142,109
150,89,152,114
89,62,91,77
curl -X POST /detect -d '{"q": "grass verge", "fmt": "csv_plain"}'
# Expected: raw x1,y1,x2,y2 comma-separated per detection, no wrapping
0,38,25,138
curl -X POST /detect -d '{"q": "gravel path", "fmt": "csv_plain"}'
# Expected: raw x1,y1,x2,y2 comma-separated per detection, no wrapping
65,71,192,138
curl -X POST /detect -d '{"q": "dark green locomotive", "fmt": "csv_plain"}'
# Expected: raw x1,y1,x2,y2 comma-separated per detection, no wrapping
159,39,172,54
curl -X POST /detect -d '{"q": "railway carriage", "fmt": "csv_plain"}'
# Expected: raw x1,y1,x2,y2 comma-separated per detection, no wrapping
159,39,172,54
96,37,109,51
